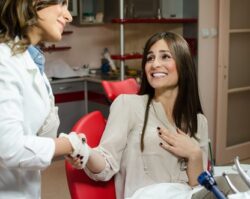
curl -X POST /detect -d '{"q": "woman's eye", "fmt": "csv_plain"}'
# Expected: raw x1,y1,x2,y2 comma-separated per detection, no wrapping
146,55,154,62
161,54,171,60
61,0,67,6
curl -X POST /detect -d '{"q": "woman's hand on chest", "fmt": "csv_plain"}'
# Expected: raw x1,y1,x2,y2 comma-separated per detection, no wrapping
157,127,201,160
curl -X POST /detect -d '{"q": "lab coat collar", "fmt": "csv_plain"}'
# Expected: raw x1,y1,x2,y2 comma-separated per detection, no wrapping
3,40,50,104
23,49,50,104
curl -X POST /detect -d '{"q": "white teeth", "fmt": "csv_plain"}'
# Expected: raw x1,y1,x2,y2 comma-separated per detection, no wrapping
152,72,167,77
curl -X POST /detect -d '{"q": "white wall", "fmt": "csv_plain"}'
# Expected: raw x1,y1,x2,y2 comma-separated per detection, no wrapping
45,23,182,69
45,24,119,68
198,0,219,147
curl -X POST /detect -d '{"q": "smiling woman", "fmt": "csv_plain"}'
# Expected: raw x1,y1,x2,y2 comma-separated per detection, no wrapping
0,0,72,52
65,32,208,199
0,1,83,199
145,39,179,95
32,0,72,43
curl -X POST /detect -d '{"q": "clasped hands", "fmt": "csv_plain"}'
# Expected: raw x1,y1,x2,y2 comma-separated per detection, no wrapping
59,127,201,170
59,132,90,169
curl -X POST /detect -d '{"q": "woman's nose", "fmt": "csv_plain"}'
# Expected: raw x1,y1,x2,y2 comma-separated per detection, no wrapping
64,9,73,22
152,58,161,68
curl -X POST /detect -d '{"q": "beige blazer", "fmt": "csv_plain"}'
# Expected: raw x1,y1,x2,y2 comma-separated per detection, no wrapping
85,94,209,199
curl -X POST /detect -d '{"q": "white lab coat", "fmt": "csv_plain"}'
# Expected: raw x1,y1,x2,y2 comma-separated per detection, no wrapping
0,43,56,199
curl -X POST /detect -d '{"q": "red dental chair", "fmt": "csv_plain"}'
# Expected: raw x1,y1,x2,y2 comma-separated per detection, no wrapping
65,111,116,199
101,78,140,102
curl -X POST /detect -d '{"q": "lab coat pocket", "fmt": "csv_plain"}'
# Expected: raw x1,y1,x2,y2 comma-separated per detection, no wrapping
19,138,53,169
37,106,60,138
19,156,44,170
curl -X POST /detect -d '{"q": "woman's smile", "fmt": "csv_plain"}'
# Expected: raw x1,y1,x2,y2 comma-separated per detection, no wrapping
151,72,168,78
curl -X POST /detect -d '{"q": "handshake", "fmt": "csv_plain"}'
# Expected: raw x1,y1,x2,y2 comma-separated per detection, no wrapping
59,132,90,169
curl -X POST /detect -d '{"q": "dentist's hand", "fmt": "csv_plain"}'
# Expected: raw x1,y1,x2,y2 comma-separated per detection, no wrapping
59,132,90,169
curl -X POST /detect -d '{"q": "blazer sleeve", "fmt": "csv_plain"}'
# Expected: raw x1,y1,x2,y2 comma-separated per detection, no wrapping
84,94,135,181
197,114,209,170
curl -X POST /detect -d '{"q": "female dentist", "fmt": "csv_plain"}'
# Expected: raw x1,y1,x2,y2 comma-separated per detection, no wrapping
0,0,83,198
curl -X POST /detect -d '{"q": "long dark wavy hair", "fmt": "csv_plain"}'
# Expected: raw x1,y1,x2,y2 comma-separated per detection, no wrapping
139,32,203,151
0,0,67,53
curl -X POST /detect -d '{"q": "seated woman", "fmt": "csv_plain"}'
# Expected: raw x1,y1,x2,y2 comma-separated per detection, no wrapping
67,31,249,199
65,31,213,198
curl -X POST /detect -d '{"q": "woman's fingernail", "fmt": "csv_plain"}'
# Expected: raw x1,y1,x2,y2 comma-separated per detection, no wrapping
76,154,80,158
159,142,163,146
157,126,160,130
80,156,83,160
158,132,161,135
80,161,83,164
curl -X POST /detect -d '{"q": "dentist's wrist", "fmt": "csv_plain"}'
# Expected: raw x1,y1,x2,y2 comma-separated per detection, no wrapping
59,132,90,168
